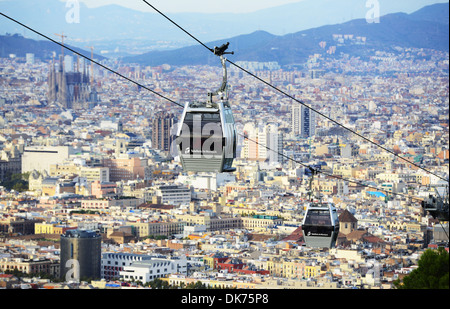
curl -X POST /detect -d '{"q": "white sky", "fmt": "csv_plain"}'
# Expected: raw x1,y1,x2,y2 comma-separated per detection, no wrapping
65,0,306,14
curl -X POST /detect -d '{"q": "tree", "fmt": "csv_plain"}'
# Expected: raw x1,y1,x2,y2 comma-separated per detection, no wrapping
148,278,170,289
186,281,207,289
394,247,449,289
1,172,29,192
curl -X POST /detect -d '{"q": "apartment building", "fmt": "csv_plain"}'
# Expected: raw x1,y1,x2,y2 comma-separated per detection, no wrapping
241,122,284,164
266,258,321,279
311,178,348,196
81,197,143,210
101,252,152,281
292,104,316,138
102,156,150,182
0,144,21,182
34,222,77,235
120,257,188,284
174,213,243,232
241,215,283,231
22,146,74,173
0,257,59,277
0,217,40,236
156,184,191,205
128,221,186,238
91,181,117,198
152,111,177,152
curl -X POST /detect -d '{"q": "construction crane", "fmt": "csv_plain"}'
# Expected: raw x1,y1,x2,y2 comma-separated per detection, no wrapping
54,32,67,58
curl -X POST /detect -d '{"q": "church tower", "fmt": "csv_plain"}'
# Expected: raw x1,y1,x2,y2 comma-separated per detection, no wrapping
48,62,57,104
47,54,98,110
338,209,358,235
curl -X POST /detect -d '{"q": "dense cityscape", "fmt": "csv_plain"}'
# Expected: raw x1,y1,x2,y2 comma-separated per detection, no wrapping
0,23,449,292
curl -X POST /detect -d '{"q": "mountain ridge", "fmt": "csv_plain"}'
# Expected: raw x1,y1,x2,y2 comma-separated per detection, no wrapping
0,2,448,65
0,0,448,47
0,33,105,61
123,3,449,66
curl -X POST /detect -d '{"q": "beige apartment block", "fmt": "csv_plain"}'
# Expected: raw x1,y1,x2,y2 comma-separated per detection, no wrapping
22,146,74,173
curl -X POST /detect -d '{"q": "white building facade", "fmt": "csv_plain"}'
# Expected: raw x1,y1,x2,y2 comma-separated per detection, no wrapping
120,257,188,284
101,252,152,281
156,184,191,205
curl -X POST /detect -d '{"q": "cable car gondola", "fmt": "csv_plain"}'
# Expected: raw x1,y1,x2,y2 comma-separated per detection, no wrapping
301,167,339,248
422,183,449,222
302,202,340,248
176,43,236,173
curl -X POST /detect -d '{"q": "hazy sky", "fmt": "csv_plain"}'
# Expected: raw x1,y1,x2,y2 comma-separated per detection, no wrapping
65,0,306,14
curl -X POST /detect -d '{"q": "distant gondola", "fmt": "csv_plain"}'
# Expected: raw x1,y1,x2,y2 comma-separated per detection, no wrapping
422,183,449,222
302,202,339,248
176,43,236,173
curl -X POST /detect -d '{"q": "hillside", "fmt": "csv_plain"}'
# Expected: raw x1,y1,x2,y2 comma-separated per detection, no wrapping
0,33,105,61
0,2,447,65
123,3,449,66
0,0,447,44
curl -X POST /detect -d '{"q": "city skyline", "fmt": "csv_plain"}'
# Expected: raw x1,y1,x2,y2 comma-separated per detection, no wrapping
0,41,448,292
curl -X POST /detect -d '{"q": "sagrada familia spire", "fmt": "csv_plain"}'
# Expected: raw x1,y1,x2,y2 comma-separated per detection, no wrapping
47,54,98,110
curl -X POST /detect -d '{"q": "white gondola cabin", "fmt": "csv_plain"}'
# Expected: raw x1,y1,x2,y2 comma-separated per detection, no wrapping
176,43,236,173
302,202,339,248
176,100,236,173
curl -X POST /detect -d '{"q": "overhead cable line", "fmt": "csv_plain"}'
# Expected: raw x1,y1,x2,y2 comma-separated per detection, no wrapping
0,11,428,203
142,0,448,184
242,134,424,202
0,12,183,108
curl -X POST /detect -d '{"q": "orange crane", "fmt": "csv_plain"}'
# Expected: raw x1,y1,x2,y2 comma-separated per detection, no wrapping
54,32,67,58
